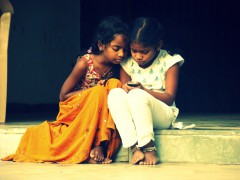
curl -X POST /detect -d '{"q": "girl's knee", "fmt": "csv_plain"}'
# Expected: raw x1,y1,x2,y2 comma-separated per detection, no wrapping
108,88,126,104
127,89,149,103
107,78,120,84
109,88,125,97
106,78,121,89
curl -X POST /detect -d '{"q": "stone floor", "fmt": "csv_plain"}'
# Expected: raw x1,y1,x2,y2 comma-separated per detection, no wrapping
0,161,240,180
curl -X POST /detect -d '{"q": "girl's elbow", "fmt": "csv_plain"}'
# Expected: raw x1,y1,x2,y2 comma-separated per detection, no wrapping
167,99,174,106
59,94,66,102
59,96,63,102
165,94,175,106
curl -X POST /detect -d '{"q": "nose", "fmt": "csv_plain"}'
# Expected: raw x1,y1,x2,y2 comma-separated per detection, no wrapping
118,49,124,57
136,53,143,60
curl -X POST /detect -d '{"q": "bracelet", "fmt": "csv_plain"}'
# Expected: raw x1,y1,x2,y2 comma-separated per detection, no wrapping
142,146,157,153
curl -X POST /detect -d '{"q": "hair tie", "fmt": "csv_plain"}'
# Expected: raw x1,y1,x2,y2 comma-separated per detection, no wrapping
87,46,93,54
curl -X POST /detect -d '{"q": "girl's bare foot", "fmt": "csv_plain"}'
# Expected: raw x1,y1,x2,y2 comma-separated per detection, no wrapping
101,157,112,164
90,146,105,162
139,148,159,165
131,148,144,165
85,157,99,164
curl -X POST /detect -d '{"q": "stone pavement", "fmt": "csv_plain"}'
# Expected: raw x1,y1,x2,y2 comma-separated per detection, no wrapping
0,161,240,180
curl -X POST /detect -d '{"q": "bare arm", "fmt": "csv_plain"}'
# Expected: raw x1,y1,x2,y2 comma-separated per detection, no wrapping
59,57,88,101
120,66,131,91
143,63,180,105
120,66,131,84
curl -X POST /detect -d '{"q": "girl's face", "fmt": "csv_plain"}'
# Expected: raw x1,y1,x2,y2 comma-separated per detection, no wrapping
100,34,129,64
130,42,160,67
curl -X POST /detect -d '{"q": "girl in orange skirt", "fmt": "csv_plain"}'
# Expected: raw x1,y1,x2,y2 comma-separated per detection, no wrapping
2,16,129,164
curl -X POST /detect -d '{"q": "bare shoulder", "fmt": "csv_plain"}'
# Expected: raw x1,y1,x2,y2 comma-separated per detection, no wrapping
74,55,89,70
166,63,179,77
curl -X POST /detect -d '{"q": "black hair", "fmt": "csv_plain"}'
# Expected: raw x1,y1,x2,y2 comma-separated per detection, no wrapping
73,16,129,66
90,16,129,54
130,17,164,48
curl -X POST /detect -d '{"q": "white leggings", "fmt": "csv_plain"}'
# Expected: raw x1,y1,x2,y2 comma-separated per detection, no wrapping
108,88,178,148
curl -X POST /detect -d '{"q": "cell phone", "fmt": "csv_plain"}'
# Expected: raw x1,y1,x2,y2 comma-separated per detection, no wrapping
127,82,139,87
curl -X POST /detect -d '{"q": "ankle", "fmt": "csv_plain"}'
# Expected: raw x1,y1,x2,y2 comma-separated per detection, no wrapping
131,145,141,154
143,140,155,148
142,140,157,153
142,146,157,153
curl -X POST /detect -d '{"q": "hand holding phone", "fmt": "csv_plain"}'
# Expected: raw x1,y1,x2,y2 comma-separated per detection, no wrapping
127,81,139,87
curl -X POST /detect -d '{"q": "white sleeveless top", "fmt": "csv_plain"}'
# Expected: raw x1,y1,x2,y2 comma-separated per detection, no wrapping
121,49,184,93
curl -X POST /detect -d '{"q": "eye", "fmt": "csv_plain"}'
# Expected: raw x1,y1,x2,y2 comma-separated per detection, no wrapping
131,49,137,53
112,46,120,51
141,50,149,54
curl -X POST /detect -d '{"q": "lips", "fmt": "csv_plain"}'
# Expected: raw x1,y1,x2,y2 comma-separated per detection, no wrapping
136,60,143,64
115,59,122,63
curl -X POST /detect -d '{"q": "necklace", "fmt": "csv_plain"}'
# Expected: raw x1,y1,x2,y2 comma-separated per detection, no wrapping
92,55,113,78
100,65,113,78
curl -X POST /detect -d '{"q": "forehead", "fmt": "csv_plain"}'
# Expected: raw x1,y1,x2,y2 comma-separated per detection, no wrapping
130,42,153,51
110,34,128,45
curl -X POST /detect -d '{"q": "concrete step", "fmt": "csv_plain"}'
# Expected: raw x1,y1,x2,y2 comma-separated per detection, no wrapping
1,114,240,164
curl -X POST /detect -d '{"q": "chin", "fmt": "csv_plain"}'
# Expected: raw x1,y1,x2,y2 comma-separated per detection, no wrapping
113,60,121,64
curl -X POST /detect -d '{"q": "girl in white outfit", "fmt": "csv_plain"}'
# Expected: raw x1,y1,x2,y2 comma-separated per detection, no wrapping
108,17,184,165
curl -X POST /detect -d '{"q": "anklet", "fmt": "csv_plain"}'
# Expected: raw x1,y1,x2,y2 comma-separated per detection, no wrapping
142,146,157,153
131,146,141,154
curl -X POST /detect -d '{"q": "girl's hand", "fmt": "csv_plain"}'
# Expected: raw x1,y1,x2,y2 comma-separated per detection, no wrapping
97,79,107,86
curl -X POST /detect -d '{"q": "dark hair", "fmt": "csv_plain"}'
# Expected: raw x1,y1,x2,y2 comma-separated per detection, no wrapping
73,16,129,66
130,17,163,48
90,16,129,54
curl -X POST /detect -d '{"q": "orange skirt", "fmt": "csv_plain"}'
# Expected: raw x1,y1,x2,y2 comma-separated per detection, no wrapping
2,79,121,163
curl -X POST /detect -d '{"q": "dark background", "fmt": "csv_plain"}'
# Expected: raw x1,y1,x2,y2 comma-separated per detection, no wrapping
80,0,240,114
5,0,240,120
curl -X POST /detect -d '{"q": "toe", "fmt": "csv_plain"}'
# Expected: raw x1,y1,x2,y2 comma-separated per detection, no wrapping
90,152,94,158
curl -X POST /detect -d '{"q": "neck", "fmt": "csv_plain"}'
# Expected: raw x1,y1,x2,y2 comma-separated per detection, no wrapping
92,54,113,77
94,54,111,66
139,50,160,68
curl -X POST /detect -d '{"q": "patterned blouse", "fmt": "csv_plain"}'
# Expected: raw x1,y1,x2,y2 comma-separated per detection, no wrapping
75,54,120,90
